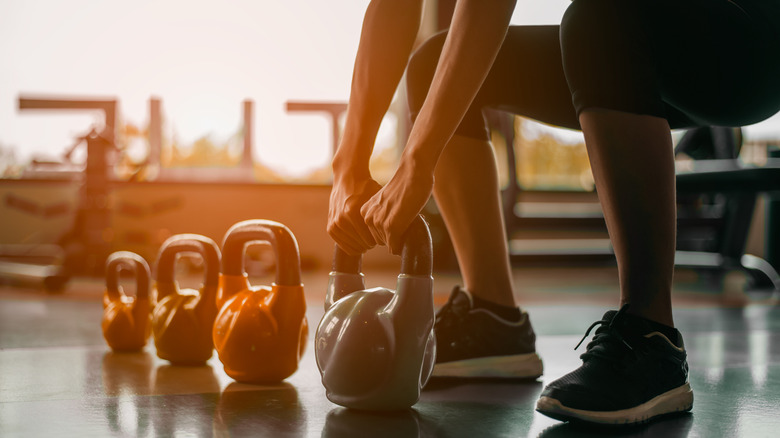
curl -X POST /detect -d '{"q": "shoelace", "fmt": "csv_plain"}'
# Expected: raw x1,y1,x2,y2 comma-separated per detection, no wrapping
574,304,636,363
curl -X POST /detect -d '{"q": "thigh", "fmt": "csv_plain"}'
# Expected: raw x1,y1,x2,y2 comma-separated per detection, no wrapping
650,0,780,127
406,26,579,137
561,0,780,128
477,25,580,130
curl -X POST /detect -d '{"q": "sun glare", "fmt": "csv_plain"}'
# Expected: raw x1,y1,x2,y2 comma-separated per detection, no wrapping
0,0,366,179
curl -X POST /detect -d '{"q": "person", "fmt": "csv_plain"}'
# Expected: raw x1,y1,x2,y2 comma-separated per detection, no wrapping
327,0,780,426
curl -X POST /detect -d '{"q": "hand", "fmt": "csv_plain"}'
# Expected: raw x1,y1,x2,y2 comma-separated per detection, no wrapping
328,174,382,256
360,157,434,255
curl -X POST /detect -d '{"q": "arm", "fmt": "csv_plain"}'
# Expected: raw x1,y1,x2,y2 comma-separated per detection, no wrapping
361,0,517,254
328,0,424,256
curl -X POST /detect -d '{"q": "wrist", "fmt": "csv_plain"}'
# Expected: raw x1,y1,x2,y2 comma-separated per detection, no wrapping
400,140,439,178
332,128,376,177
332,152,371,183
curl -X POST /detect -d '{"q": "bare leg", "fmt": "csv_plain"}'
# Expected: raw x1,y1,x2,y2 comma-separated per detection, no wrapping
433,134,517,308
579,109,676,327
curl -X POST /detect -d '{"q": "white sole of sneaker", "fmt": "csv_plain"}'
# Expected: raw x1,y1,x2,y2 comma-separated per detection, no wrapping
536,382,694,425
432,352,543,378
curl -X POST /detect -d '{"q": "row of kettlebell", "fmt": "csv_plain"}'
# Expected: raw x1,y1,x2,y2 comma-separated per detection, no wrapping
102,215,437,410
102,219,308,384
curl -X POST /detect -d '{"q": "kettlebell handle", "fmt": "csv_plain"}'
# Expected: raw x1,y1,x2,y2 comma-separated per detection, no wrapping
106,251,150,299
221,219,302,286
156,234,221,286
333,215,432,277
332,244,362,274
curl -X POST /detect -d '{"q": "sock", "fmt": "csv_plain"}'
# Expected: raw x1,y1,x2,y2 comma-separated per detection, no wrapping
472,295,522,322
630,314,680,345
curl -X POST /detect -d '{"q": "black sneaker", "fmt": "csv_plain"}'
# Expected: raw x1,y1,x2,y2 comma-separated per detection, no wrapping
432,286,543,378
536,305,693,425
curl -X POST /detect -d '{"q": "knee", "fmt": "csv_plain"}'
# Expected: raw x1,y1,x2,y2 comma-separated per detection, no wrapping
406,31,447,116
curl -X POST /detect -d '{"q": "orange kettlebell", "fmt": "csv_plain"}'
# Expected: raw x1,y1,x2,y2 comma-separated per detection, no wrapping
151,234,221,365
213,220,308,383
102,251,152,352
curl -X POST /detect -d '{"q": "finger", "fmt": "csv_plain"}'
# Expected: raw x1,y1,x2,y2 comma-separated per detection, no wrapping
388,225,407,256
359,199,382,244
329,204,378,251
361,210,386,248
343,220,377,254
359,199,371,221
388,233,402,256
331,232,363,256
365,219,386,248
345,208,376,249
328,223,366,256
387,215,416,256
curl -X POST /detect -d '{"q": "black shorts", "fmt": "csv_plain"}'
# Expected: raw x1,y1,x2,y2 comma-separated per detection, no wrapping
406,0,780,139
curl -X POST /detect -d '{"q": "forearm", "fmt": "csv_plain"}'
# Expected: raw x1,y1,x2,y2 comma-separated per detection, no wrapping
403,0,516,171
333,0,423,179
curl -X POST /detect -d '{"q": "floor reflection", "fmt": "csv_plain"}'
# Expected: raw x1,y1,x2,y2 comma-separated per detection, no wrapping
153,362,222,394
101,351,155,396
100,353,223,438
536,413,693,438
215,382,306,437
101,351,155,437
151,365,221,438
418,377,543,437
323,408,421,438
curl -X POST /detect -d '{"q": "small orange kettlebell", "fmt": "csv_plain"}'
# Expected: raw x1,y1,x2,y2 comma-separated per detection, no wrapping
152,234,221,365
213,220,308,383
102,251,152,352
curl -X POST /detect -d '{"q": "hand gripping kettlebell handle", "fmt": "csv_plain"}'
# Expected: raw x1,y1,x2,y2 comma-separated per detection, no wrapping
106,251,150,301
221,219,302,286
332,215,432,277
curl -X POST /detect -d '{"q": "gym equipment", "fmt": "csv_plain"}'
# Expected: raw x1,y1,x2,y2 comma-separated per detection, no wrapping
315,215,436,411
213,220,308,383
102,251,152,351
0,244,70,293
18,96,117,276
152,234,221,365
285,101,347,155
468,121,780,292
674,157,780,290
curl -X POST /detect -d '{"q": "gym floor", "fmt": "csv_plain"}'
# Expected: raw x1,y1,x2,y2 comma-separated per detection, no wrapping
1,265,778,438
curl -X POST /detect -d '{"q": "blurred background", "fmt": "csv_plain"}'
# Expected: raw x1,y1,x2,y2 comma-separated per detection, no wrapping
0,1,607,182
1,0,779,290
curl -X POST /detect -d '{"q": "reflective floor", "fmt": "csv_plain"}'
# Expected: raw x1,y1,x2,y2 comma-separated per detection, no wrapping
1,267,779,437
